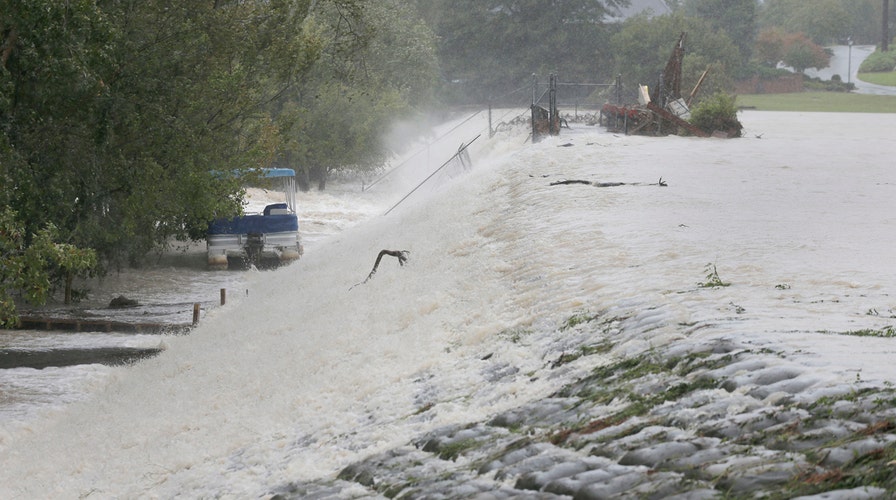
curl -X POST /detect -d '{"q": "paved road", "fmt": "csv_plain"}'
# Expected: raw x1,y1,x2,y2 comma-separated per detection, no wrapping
805,44,896,95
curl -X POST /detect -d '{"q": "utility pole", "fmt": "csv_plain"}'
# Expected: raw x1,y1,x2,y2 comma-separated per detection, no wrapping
848,37,853,84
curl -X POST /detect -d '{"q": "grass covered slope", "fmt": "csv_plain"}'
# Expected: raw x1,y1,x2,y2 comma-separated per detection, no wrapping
737,92,896,113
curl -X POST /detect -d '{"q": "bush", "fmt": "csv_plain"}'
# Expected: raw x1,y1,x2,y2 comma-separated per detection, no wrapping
1,208,97,327
803,75,855,92
689,92,743,137
859,50,896,72
743,63,794,80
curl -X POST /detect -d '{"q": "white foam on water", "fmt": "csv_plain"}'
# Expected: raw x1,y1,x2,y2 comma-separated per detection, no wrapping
1,110,895,498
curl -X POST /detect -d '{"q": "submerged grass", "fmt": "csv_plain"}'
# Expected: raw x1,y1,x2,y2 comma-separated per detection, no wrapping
737,92,896,113
820,326,896,338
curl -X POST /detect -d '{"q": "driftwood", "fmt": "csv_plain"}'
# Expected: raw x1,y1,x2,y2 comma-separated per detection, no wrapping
550,177,667,188
351,250,410,289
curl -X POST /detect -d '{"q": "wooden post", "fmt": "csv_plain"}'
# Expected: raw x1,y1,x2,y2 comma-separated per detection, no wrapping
687,68,709,106
192,303,200,326
220,288,226,306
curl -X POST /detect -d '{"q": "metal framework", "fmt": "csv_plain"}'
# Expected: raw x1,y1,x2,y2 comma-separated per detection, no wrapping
529,73,621,141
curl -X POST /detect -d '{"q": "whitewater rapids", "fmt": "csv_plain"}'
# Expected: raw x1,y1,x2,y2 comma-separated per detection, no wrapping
1,110,894,498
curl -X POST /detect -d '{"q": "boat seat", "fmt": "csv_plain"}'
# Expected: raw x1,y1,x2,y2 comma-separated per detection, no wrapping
263,203,289,216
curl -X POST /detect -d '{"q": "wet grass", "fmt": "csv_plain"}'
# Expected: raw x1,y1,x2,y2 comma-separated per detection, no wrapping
858,71,896,86
737,92,896,113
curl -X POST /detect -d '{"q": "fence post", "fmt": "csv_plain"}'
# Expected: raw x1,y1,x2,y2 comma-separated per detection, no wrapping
549,73,558,135
615,74,622,104
488,104,493,138
192,303,200,326
220,288,226,306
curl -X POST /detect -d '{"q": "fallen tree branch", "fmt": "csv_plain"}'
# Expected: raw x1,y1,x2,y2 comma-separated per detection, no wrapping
351,250,410,289
550,177,667,187
550,179,592,186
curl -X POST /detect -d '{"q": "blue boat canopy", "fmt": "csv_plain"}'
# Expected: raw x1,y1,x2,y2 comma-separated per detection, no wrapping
212,167,296,179
261,168,295,178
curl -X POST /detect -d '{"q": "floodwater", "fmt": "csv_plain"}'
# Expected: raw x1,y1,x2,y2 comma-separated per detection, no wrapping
1,109,895,498
0,110,481,434
0,184,396,426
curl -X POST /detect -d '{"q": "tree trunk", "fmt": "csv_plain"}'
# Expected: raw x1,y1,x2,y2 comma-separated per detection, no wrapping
64,273,73,305
297,166,311,192
314,166,328,191
884,0,891,52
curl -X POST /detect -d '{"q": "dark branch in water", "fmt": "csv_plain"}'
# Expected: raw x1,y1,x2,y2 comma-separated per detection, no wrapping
550,179,593,186
351,250,410,290
550,177,667,187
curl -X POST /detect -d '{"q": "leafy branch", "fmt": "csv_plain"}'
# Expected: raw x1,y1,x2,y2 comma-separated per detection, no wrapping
698,263,730,288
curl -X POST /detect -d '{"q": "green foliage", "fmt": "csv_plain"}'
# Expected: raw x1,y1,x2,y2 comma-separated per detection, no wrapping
1,208,97,327
758,0,894,46
272,0,440,189
802,74,856,93
674,0,757,64
759,0,850,45
436,438,479,461
697,262,731,288
1,0,437,271
837,326,896,338
1,0,326,266
416,0,626,104
783,37,831,73
610,14,742,100
753,29,830,72
560,310,599,331
859,49,896,73
688,93,742,137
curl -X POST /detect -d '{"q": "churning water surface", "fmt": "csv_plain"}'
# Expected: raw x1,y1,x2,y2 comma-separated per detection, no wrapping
2,110,895,498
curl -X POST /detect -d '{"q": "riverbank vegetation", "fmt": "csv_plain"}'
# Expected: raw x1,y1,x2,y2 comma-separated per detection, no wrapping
1,0,438,323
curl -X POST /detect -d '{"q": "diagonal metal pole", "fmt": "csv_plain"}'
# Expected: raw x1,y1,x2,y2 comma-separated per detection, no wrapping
364,111,483,192
383,134,481,216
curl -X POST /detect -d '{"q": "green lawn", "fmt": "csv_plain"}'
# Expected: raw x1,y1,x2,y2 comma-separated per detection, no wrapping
857,71,896,86
737,91,896,113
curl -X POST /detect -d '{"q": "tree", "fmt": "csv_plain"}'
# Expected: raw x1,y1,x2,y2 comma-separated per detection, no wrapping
759,0,850,45
1,208,97,327
782,33,831,72
841,0,884,45
416,0,628,104
753,29,830,72
674,0,758,65
754,28,789,67
2,0,439,284
610,13,742,104
272,0,440,190
1,0,325,266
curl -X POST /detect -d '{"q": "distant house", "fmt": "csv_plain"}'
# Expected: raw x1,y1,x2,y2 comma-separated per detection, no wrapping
606,0,672,22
